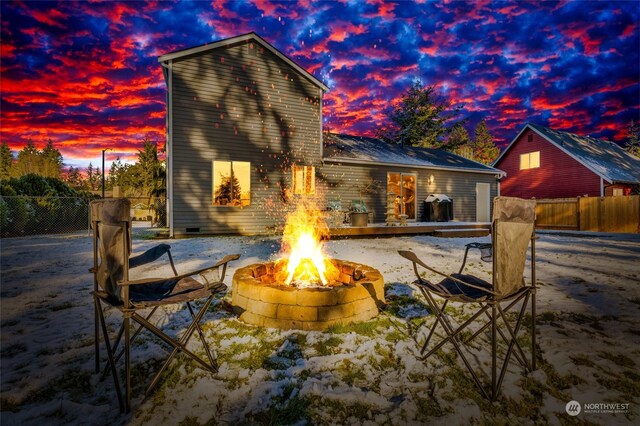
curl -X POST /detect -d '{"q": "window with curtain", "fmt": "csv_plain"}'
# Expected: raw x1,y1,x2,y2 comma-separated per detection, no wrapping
292,165,315,195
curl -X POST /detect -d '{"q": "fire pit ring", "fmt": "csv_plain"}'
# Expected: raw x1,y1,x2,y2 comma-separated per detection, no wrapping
232,259,385,331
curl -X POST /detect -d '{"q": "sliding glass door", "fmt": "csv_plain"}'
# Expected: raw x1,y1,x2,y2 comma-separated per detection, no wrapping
387,172,417,220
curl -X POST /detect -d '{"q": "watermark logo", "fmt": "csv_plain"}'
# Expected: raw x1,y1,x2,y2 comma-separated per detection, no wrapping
565,400,631,416
566,401,581,416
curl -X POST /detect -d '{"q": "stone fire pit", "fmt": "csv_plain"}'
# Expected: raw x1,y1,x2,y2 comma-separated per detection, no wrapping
232,259,385,331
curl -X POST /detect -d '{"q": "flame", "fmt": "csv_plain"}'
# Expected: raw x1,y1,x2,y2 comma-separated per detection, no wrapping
281,200,332,286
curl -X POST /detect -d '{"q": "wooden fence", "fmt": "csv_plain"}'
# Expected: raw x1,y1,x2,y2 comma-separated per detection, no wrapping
534,195,640,233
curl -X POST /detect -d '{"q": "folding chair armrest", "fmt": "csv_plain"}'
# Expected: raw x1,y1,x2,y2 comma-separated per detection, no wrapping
210,254,241,270
118,277,173,287
398,250,497,296
118,254,240,288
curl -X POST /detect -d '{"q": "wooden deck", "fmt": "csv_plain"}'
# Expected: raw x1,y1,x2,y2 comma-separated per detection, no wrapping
329,221,491,238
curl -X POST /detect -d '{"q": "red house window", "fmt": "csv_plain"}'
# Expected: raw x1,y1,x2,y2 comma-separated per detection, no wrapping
520,151,540,170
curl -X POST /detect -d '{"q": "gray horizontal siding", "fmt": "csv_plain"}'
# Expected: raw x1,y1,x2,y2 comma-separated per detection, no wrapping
320,162,499,223
169,39,322,235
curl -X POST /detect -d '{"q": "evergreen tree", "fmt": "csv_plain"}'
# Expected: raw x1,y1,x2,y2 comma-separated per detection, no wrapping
109,156,124,189
65,166,84,188
15,139,41,176
40,139,63,178
471,120,500,165
214,174,242,205
447,123,472,158
625,120,640,158
133,139,164,198
86,162,98,190
0,142,13,180
378,82,465,149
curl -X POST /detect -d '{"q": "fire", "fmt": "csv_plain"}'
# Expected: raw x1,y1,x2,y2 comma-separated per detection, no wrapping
281,201,334,286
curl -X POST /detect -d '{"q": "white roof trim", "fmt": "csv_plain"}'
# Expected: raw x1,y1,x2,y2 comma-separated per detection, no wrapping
494,124,613,184
158,32,329,92
324,156,505,176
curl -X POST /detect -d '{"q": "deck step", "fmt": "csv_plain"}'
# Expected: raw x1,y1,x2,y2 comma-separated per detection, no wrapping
433,228,490,238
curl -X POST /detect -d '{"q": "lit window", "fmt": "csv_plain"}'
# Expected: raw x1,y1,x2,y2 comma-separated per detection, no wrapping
613,188,623,196
520,151,540,170
212,161,251,206
292,165,315,195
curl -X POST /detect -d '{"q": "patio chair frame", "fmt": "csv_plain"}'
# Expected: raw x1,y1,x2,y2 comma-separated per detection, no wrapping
90,198,239,413
399,197,537,400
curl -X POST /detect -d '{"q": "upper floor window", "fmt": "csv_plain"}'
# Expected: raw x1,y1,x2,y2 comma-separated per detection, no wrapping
520,151,540,170
212,161,251,206
292,165,315,195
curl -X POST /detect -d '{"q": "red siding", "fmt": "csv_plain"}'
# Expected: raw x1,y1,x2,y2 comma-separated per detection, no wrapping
495,128,601,199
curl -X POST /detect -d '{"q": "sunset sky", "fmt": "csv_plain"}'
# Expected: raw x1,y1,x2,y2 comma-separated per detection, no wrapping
1,0,638,170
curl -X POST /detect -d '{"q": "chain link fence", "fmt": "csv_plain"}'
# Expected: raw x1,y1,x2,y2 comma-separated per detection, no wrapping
0,196,168,238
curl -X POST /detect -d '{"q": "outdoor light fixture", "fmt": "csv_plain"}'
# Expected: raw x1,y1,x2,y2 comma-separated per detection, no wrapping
428,175,435,185
101,148,112,198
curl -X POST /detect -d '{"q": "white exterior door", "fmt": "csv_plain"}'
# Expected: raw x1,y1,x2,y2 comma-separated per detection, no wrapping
476,183,491,222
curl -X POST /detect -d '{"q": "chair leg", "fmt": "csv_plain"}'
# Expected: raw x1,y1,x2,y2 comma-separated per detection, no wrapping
496,295,530,393
124,312,132,414
94,300,100,374
187,302,217,370
491,305,497,401
102,307,158,380
532,290,537,371
134,297,217,395
95,297,124,412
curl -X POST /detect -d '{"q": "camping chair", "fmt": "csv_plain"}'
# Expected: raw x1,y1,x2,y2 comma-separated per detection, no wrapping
90,198,240,413
399,196,537,400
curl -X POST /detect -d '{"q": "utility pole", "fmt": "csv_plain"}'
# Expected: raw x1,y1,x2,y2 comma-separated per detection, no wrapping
101,148,112,198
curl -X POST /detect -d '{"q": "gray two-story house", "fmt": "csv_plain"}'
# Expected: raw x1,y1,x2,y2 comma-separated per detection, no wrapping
158,32,502,237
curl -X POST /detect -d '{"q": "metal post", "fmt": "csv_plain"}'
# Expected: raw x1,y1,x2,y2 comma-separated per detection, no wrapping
101,148,112,198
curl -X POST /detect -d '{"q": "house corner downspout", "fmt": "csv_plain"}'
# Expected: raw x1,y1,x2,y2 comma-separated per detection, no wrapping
161,60,174,238
600,177,604,197
319,88,324,161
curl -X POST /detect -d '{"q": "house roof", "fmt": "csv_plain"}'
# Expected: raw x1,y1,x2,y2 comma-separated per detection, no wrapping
494,123,640,184
157,32,329,92
323,134,504,176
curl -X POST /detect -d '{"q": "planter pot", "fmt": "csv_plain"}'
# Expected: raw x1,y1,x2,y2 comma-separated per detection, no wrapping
350,212,368,227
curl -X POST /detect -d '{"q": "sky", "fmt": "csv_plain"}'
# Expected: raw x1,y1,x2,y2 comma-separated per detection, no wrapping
1,0,639,170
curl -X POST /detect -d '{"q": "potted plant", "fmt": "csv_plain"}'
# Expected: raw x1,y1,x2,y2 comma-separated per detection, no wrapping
350,178,381,227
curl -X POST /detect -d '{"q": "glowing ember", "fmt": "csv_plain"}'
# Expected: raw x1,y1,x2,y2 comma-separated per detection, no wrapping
281,200,337,286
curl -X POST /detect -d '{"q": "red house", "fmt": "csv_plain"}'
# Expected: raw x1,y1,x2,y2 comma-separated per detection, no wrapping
494,123,640,199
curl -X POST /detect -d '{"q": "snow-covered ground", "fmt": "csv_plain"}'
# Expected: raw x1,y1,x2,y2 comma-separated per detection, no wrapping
1,227,639,425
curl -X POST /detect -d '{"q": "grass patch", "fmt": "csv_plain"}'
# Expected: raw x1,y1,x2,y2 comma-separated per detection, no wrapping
385,294,428,318
319,398,375,422
1,343,27,358
25,370,92,403
369,343,399,371
0,396,20,412
337,359,367,386
414,395,451,418
313,335,343,356
569,354,595,368
596,373,640,399
248,383,311,425
49,302,75,312
598,351,635,368
538,311,557,323
326,316,394,337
